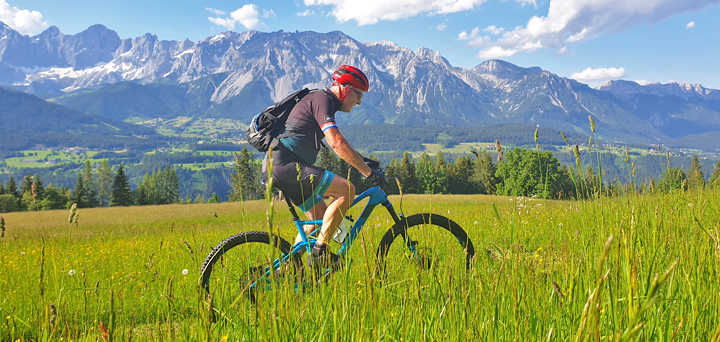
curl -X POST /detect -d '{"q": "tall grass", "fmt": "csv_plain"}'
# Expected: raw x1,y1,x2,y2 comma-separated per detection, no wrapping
1,189,718,340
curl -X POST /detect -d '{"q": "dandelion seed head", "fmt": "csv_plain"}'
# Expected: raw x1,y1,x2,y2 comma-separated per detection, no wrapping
68,270,76,276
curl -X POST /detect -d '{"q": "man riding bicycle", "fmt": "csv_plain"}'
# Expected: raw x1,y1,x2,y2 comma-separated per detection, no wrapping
262,64,386,270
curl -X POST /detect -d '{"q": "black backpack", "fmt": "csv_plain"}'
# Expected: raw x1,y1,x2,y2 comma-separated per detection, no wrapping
246,88,311,152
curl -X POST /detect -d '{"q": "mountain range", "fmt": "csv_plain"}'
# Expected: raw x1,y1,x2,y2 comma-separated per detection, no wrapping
2,22,720,148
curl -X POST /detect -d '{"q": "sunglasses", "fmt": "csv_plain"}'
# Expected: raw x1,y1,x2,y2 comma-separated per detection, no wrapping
353,89,364,100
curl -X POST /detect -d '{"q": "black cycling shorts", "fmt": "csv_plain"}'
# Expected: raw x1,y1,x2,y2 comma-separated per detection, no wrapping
262,147,335,212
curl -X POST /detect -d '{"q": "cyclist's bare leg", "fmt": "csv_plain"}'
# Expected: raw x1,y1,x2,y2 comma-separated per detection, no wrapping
315,176,355,247
295,201,327,245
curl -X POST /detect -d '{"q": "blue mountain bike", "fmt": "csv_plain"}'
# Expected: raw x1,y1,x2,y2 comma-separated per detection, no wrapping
200,183,475,306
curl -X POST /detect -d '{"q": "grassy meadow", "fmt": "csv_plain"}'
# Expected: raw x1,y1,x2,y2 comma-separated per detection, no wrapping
1,190,719,341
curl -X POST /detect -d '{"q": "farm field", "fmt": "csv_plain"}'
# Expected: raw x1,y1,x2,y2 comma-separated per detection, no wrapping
3,151,99,169
1,191,719,341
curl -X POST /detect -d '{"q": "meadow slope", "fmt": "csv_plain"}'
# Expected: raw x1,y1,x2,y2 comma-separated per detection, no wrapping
1,192,719,341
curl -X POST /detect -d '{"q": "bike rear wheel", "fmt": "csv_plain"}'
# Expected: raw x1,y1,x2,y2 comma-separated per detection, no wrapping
376,213,475,277
200,231,302,307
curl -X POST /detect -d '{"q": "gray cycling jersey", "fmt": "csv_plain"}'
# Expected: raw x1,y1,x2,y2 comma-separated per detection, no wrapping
278,89,341,164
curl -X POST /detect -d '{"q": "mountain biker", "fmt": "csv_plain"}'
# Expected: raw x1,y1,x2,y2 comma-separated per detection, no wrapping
262,64,386,270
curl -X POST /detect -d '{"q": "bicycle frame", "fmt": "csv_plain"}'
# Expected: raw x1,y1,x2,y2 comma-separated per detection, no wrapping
260,186,407,279
288,185,405,259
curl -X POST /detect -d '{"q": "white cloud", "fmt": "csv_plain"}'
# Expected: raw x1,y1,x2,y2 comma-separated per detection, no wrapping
458,27,491,47
206,8,226,16
0,0,48,35
474,0,720,58
303,0,489,26
231,5,262,29
686,21,695,28
570,67,626,81
437,19,449,31
296,10,315,17
483,25,504,35
207,4,263,30
263,9,277,18
553,46,573,56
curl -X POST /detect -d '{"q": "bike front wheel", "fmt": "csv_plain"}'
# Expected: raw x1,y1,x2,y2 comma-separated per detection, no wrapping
376,213,475,278
200,231,302,307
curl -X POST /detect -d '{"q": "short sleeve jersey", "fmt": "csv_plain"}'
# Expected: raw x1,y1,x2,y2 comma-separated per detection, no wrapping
278,89,341,164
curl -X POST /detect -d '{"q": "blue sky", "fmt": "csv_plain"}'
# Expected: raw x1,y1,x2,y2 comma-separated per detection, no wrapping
3,0,720,88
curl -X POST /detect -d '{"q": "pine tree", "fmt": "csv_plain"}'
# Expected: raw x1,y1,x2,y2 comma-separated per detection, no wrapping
317,146,336,171
72,174,87,208
397,152,417,193
229,147,262,201
163,165,180,204
0,181,4,195
208,193,221,203
433,151,449,194
97,159,114,206
19,172,33,210
448,155,474,194
687,155,705,189
471,150,497,194
134,173,152,205
658,167,687,192
33,174,45,202
707,159,720,188
110,164,134,206
6,177,20,199
83,160,99,207
383,157,401,195
154,166,167,204
20,172,33,197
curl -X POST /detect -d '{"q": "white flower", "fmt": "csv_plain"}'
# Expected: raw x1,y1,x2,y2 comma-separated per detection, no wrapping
473,221,478,225
688,203,693,207
20,251,25,255
68,270,76,276
182,269,189,275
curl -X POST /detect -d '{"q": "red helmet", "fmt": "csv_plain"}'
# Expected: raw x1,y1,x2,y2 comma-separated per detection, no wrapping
332,65,369,92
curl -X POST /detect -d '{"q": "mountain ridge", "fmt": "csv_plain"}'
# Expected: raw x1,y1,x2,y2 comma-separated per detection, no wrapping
2,22,720,147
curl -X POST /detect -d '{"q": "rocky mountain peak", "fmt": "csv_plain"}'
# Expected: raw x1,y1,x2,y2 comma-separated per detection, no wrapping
472,60,542,80
37,25,62,38
414,46,451,68
598,79,720,101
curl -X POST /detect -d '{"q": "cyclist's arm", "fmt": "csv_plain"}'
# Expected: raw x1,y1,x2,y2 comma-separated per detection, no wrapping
323,128,372,177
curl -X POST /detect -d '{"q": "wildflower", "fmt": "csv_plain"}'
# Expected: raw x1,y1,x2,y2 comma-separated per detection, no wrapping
20,251,25,255
68,270,76,276
221,335,229,342
688,203,693,207
473,221,478,225
182,269,189,275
